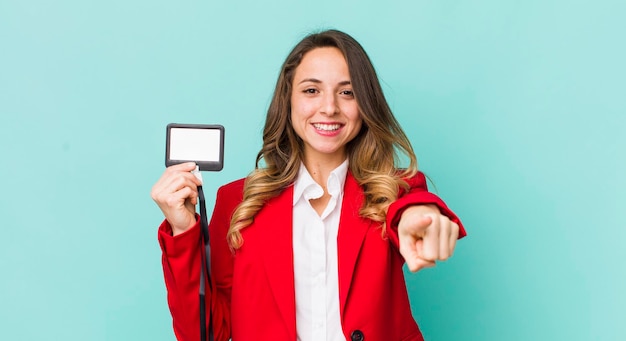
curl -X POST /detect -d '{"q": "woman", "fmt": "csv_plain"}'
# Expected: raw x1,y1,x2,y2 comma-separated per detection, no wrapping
152,29,466,341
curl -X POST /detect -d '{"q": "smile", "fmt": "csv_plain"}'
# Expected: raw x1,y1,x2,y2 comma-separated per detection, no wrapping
313,123,342,131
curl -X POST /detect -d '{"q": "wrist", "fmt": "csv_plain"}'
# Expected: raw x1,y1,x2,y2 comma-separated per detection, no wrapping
170,216,198,236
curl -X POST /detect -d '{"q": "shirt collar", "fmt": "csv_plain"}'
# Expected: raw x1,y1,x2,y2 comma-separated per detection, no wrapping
293,159,349,206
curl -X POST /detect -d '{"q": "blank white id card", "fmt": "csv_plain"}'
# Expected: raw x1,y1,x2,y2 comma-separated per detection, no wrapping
165,123,224,171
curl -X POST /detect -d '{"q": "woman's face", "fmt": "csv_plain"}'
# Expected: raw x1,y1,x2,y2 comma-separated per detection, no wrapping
290,47,362,165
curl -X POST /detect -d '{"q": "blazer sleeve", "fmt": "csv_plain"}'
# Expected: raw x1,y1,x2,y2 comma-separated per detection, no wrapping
158,217,208,341
158,181,241,341
385,172,467,250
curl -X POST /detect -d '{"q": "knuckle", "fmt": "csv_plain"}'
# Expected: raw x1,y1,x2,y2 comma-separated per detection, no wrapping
174,174,185,185
164,196,178,207
429,222,440,234
399,245,409,256
179,188,191,198
423,250,436,262
153,193,164,203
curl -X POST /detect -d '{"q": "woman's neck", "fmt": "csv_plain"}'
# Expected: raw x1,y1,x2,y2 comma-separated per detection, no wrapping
302,154,347,188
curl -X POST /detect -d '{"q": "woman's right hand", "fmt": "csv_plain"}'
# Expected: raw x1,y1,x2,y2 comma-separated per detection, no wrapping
151,162,203,236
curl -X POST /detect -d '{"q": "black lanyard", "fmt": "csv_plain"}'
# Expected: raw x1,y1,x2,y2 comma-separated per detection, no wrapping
198,185,214,341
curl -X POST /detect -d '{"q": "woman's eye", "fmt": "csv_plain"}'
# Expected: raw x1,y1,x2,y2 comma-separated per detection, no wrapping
341,90,354,97
304,88,317,94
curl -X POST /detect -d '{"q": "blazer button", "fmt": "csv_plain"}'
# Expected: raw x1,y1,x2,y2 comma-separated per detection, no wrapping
351,330,364,341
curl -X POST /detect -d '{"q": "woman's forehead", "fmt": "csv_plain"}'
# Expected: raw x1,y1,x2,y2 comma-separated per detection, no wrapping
293,47,350,83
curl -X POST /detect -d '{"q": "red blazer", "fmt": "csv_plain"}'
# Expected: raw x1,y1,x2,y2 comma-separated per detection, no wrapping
158,172,465,341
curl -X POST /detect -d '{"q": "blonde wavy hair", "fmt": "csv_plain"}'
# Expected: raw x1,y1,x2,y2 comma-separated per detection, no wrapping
228,30,418,249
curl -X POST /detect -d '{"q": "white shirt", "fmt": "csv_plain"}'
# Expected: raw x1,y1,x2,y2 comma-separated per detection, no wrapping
292,160,348,341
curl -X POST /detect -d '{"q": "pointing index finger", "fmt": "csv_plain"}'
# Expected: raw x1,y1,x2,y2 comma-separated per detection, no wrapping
421,213,440,261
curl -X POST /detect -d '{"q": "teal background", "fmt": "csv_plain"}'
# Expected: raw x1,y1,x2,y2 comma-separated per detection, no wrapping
1,0,624,340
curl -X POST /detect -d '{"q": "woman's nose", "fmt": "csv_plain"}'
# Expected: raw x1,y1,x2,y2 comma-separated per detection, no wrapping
320,92,339,116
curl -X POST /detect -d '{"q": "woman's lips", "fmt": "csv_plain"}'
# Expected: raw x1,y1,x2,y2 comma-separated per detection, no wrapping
312,122,343,136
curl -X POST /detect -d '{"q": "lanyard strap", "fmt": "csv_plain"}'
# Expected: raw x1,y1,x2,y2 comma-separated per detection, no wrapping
198,185,214,341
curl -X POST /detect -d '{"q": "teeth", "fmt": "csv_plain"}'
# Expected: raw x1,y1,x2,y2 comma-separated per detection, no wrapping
313,123,341,131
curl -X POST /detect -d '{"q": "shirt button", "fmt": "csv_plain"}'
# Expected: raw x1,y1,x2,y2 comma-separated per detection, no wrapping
351,330,364,341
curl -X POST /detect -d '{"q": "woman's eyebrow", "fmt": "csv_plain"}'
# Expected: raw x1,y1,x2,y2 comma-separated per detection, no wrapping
298,78,352,85
298,78,322,84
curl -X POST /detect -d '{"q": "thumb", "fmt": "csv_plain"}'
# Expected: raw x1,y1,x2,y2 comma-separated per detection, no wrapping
400,237,436,272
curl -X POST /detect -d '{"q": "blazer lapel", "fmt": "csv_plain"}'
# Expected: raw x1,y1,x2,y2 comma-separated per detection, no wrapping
255,174,369,335
337,172,370,318
258,185,297,339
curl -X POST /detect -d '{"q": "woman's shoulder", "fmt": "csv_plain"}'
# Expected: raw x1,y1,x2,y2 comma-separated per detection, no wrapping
394,169,428,193
392,169,425,182
217,178,246,196
215,178,246,205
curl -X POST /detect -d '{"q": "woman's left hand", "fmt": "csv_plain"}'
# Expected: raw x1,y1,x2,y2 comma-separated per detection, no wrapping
397,204,460,272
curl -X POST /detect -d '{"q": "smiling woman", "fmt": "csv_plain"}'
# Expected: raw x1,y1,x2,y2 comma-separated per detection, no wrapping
151,29,466,341
290,47,362,180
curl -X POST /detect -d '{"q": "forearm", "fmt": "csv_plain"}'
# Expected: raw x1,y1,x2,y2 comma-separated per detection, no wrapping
159,218,206,340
